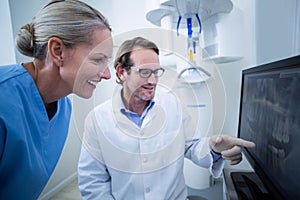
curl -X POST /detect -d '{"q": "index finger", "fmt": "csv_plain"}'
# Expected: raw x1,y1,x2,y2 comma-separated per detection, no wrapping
232,138,255,148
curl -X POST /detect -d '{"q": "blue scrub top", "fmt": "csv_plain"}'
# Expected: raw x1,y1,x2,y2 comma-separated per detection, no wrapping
0,64,72,199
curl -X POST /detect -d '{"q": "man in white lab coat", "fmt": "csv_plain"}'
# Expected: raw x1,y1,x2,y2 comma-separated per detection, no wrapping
78,37,255,200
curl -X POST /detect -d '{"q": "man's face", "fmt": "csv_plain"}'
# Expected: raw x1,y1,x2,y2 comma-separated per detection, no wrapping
123,48,160,102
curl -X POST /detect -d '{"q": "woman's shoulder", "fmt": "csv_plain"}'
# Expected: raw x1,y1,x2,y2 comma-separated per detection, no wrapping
0,63,26,84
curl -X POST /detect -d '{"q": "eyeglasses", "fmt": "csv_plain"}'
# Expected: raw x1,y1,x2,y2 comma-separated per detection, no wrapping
130,66,165,78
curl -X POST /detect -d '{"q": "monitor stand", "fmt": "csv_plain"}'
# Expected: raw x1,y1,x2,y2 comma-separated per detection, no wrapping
223,168,274,200
231,171,274,200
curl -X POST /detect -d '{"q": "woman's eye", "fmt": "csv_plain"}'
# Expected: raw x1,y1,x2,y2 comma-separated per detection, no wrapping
91,56,112,66
93,58,105,64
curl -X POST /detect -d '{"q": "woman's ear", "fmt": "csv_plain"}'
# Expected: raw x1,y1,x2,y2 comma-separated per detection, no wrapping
48,37,64,67
116,65,126,82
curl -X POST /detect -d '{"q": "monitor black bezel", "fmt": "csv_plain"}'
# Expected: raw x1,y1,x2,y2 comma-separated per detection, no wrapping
237,55,300,200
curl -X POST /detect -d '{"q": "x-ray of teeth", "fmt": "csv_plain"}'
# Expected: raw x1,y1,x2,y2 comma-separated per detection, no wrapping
239,68,300,199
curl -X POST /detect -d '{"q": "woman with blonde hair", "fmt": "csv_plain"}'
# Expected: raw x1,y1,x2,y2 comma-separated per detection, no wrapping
0,0,113,199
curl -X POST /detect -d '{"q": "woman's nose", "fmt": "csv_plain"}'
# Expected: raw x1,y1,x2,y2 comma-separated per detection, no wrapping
99,67,111,80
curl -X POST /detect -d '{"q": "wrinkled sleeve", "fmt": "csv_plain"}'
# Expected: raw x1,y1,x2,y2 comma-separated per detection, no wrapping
78,111,114,200
182,108,225,178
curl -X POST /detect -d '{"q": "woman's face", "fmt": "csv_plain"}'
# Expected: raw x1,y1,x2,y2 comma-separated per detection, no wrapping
63,27,113,99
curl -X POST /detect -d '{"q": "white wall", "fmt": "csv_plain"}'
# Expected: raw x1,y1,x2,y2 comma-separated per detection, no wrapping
256,0,300,64
86,0,156,37
8,0,46,63
0,0,16,65
210,0,257,138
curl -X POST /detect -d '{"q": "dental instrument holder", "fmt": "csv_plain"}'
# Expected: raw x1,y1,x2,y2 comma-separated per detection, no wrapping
174,0,208,83
178,17,211,83
186,17,199,65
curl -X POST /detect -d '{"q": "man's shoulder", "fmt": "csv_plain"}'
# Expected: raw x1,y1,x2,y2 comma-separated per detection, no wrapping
155,86,180,104
90,98,113,115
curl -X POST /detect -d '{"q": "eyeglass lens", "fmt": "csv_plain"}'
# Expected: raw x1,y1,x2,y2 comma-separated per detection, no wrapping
139,68,164,78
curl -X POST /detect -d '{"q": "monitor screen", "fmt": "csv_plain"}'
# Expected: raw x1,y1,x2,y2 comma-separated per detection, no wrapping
238,55,300,200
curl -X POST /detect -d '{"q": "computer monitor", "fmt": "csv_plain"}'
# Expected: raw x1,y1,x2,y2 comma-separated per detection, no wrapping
237,55,300,200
